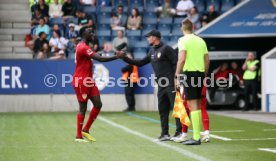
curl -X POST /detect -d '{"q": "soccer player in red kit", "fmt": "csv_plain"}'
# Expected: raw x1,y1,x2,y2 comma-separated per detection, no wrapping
173,86,210,143
73,27,118,142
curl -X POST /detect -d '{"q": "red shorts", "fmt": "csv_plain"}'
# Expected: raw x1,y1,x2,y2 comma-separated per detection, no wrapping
73,83,100,102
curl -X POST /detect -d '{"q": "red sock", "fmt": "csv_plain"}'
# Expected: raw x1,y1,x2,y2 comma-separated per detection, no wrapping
76,113,85,138
83,107,101,132
201,97,209,131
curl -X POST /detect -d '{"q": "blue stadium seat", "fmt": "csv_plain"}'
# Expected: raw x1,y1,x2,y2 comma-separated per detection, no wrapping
142,28,153,36
114,0,128,5
234,0,242,5
170,35,181,42
167,41,178,47
126,30,141,37
49,18,64,25
130,0,144,6
143,12,157,19
171,28,182,36
83,6,96,14
97,24,110,30
98,17,110,24
221,0,235,12
65,17,78,25
97,29,111,37
98,6,113,13
97,13,112,19
159,18,173,24
161,36,170,43
143,18,158,25
158,24,171,31
98,36,111,47
206,0,220,11
192,0,206,12
127,36,141,42
133,41,148,49
143,24,157,30
146,0,159,8
174,17,185,25
133,48,148,59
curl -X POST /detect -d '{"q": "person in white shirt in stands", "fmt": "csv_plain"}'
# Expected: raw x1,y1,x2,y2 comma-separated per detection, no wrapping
49,30,69,59
49,0,63,18
172,0,194,18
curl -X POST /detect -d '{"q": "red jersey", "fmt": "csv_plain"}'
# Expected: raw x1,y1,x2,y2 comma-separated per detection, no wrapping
72,41,96,86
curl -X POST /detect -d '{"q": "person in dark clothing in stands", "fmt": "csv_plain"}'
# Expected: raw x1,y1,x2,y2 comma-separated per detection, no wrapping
117,30,182,141
121,53,138,112
201,4,219,23
33,32,49,59
62,0,77,18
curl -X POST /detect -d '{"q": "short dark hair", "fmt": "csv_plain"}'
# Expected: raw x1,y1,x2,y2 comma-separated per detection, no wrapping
182,19,193,32
53,30,61,37
79,26,93,38
38,31,46,37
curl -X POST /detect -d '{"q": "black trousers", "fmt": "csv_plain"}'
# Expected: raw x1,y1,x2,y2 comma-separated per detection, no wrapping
158,86,182,136
125,83,135,110
244,80,258,109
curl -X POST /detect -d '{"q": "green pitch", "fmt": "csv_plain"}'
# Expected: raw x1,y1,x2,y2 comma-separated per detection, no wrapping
0,112,276,161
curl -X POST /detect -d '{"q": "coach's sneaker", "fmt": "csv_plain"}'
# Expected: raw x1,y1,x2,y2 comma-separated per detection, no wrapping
158,135,171,141
75,138,89,143
182,139,201,145
82,131,96,142
201,134,210,143
174,135,189,143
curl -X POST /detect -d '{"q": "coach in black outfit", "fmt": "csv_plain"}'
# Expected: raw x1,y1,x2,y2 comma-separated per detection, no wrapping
117,30,182,141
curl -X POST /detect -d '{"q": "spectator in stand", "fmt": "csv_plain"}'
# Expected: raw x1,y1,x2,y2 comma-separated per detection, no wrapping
79,0,96,6
201,4,220,23
186,7,200,30
31,8,46,26
49,0,63,18
110,13,125,31
88,31,100,52
116,5,127,27
46,0,64,4
52,24,61,32
67,23,78,39
173,0,194,18
155,0,174,18
76,10,95,31
201,20,208,27
112,30,128,52
127,8,142,30
100,42,113,56
229,61,243,86
35,18,51,40
33,32,50,59
49,30,68,59
209,63,230,101
62,0,77,18
31,0,49,21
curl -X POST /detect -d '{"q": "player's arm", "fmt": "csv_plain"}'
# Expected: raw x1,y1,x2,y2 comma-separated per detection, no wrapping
175,50,186,76
121,53,151,67
204,54,210,77
92,53,118,62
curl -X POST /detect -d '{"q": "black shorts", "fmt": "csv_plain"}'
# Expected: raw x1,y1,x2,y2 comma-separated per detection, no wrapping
182,71,205,100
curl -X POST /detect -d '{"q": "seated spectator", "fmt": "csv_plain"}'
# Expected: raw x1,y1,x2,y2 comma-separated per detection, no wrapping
76,10,95,31
110,13,125,30
62,0,76,18
201,20,208,27
127,8,142,30
229,61,244,86
116,5,127,27
31,8,46,26
49,0,63,18
47,0,64,5
79,0,96,6
33,32,50,59
49,49,66,59
49,30,68,59
52,24,61,32
209,63,230,101
186,7,200,30
35,18,51,40
31,0,49,21
67,23,78,39
112,30,128,52
155,0,174,18
172,0,194,18
100,42,113,56
201,4,220,23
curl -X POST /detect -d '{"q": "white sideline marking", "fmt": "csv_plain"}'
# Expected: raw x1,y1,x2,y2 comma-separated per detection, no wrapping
209,134,232,141
264,129,276,131
211,130,244,133
233,138,276,141
258,148,276,154
98,116,211,161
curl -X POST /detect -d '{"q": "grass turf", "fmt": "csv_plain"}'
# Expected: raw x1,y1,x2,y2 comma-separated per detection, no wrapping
0,112,275,161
